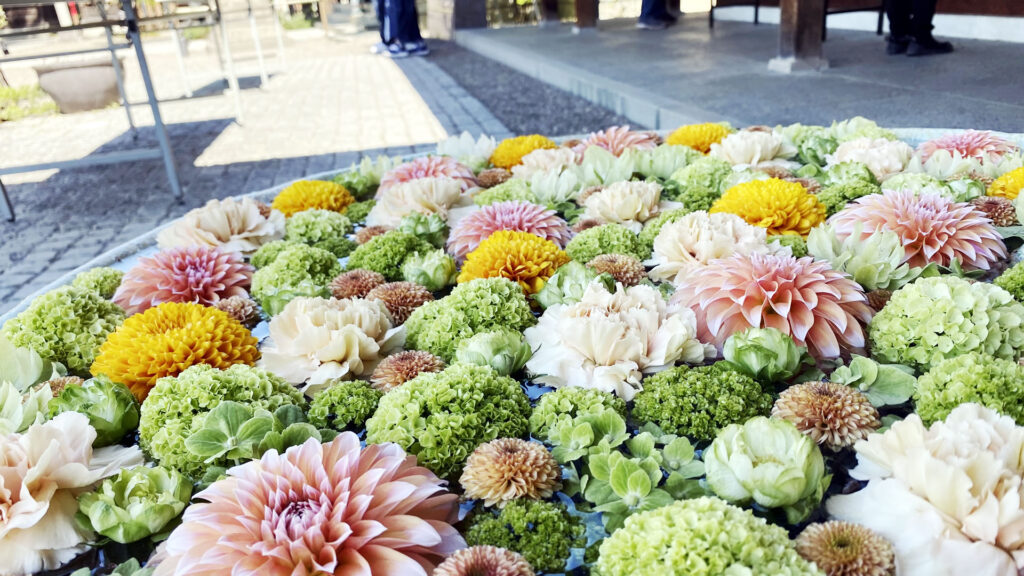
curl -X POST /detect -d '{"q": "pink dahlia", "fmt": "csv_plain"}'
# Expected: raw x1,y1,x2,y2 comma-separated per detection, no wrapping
113,245,253,315
573,125,660,157
379,156,476,195
828,190,1006,271
154,433,464,576
917,129,1019,162
670,253,873,360
447,201,572,259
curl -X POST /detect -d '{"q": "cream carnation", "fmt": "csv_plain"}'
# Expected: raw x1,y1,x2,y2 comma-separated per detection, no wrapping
510,148,578,180
157,197,285,256
524,283,714,400
709,130,796,169
827,137,914,181
581,181,662,233
366,176,465,227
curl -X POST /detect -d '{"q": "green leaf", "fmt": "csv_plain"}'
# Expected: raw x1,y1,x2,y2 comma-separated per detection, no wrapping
626,432,656,459
609,459,638,496
274,405,307,428
664,472,708,499
588,452,612,482
583,478,617,506
207,401,253,436
185,428,230,459
571,422,595,448
661,437,695,472
281,423,321,448
996,226,1024,240
626,468,652,499
236,416,275,448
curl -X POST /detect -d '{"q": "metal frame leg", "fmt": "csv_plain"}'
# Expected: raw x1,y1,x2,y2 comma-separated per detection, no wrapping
212,0,245,123
0,178,13,222
97,1,136,133
169,21,194,97
247,0,270,86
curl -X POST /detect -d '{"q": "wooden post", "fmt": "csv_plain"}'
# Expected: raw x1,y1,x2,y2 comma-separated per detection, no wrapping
427,0,486,40
538,0,560,27
574,0,597,33
769,0,828,72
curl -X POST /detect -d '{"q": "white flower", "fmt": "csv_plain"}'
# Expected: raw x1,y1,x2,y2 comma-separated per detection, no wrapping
574,146,638,187
826,137,914,181
529,168,580,206
0,412,143,576
0,381,50,435
436,132,497,173
365,176,465,227
582,181,662,233
156,197,285,256
524,283,713,400
511,147,578,180
709,130,797,169
258,297,404,394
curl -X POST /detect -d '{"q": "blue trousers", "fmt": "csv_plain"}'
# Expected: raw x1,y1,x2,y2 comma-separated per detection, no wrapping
378,0,422,44
640,0,669,20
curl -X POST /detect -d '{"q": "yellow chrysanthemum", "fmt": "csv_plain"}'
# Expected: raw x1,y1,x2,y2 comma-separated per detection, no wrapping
988,167,1024,200
490,135,558,169
665,122,733,154
457,230,570,294
710,178,826,237
91,302,259,401
271,180,355,217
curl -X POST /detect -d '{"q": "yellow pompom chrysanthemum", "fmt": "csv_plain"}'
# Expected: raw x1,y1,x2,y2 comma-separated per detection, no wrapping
988,167,1024,200
665,122,733,154
490,135,558,169
271,180,354,217
91,302,259,401
710,178,826,237
457,230,570,294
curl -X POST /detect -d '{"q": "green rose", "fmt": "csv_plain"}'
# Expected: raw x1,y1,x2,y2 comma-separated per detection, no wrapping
454,329,532,377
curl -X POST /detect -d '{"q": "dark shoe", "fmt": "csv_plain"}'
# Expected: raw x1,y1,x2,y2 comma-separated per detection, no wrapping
886,35,910,55
907,36,954,57
385,43,409,59
661,12,679,24
405,41,430,57
636,18,667,30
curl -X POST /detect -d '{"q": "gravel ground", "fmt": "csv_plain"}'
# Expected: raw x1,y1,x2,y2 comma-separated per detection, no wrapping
428,40,642,136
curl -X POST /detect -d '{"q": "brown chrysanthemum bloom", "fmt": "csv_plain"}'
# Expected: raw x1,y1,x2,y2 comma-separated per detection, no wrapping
772,381,881,450
796,521,895,576
587,253,646,286
434,545,535,576
213,295,261,328
865,289,891,312
571,217,603,233
560,139,583,150
366,281,433,325
356,225,393,245
970,196,1019,227
43,376,85,397
371,350,445,392
459,438,562,508
476,168,513,189
329,269,387,300
755,165,793,180
789,176,822,194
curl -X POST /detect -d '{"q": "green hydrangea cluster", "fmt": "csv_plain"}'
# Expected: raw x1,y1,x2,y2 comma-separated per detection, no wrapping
869,276,1024,371
596,497,821,576
529,386,627,442
307,379,382,431
2,286,125,373
632,364,772,441
995,262,1024,303
404,278,535,361
49,375,139,447
139,364,305,479
250,239,302,269
770,234,808,258
285,209,356,258
346,230,433,281
565,223,647,263
638,208,690,254
72,267,124,299
665,157,732,208
251,243,340,315
344,200,375,223
465,500,584,573
365,363,531,478
473,179,538,206
815,180,881,216
915,352,1024,425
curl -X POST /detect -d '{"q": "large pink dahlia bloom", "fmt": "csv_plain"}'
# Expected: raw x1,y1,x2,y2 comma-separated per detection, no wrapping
114,245,253,315
828,190,1006,271
917,129,1018,162
378,156,476,195
154,433,464,576
447,201,572,259
573,125,660,157
670,253,873,359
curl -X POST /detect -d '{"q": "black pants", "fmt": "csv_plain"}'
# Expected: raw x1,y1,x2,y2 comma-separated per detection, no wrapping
640,0,669,21
886,0,938,39
377,0,422,45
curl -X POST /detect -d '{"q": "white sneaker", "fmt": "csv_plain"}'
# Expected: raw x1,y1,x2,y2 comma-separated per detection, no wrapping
370,41,388,55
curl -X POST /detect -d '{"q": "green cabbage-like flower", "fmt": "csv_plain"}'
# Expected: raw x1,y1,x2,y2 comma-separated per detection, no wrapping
575,146,638,187
0,334,61,392
565,223,647,263
344,199,375,223
70,559,152,576
532,260,614,310
332,155,396,200
139,364,305,478
474,179,538,206
77,465,192,543
722,327,811,384
529,385,626,442
946,177,986,202
72,267,124,299
633,144,702,180
454,329,532,376
250,239,302,269
251,243,340,315
0,380,50,435
396,212,448,248
777,123,837,166
633,364,773,441
1,286,125,374
666,157,732,207
596,497,822,576
825,161,879,186
869,276,1024,371
995,261,1024,303
915,352,1024,425
814,180,881,216
769,234,808,258
465,499,584,573
807,223,930,291
307,379,382,431
829,116,896,142
285,209,355,257
402,249,457,292
829,355,916,407
705,417,829,524
365,363,531,477
48,375,139,447
346,230,433,281
883,172,953,198
405,278,536,361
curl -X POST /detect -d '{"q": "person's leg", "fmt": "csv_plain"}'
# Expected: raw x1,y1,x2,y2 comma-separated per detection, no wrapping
638,0,668,29
384,0,408,57
907,0,952,55
397,0,428,55
885,0,911,54
371,0,389,53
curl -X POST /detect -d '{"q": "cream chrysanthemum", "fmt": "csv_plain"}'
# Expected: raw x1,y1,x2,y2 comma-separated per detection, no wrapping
772,382,881,450
581,180,662,233
795,521,895,576
826,138,914,182
709,130,796,168
510,147,578,180
365,176,464,227
459,438,562,508
157,197,285,256
457,230,570,294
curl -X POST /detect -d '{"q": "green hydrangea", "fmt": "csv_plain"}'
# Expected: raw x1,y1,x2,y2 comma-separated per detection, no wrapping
465,500,584,573
402,249,457,292
49,375,139,447
474,179,537,206
72,267,123,299
596,497,822,576
666,157,732,207
250,239,302,269
915,352,1024,425
346,230,433,281
638,208,690,255
995,262,1024,303
396,212,448,248
2,286,124,374
344,200,375,224
529,386,626,442
251,244,340,315
770,234,807,258
405,278,535,361
365,363,531,477
307,379,381,431
565,223,647,263
139,364,305,479
632,364,772,441
870,276,1024,372
815,180,881,216
78,465,191,543
807,223,929,291
285,209,355,258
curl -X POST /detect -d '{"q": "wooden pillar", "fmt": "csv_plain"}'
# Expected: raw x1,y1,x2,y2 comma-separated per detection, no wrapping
538,0,560,27
769,0,828,72
574,0,597,33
